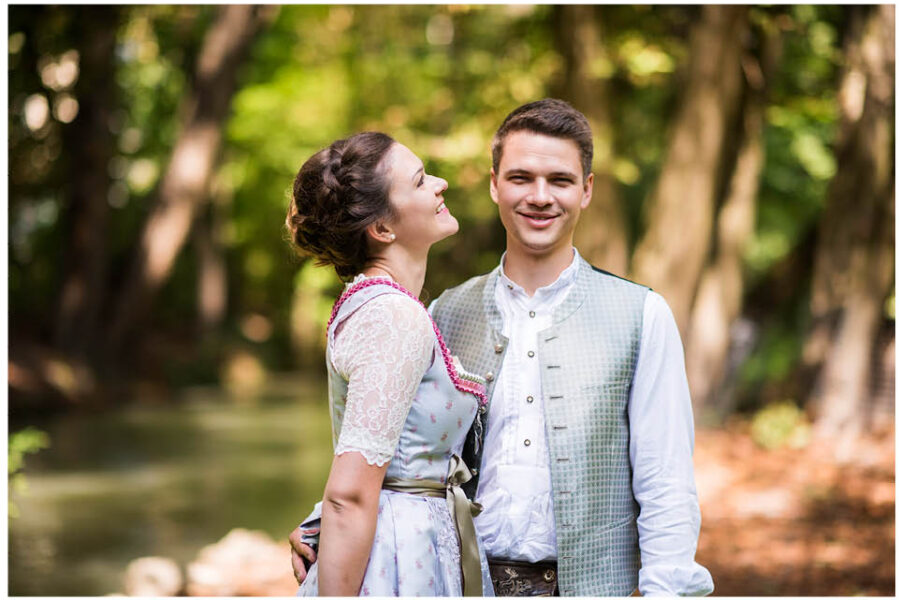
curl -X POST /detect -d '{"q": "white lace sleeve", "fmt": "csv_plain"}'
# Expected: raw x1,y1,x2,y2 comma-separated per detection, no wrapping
331,293,435,466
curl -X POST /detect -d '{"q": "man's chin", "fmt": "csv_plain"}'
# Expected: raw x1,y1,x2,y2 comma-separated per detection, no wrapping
509,236,568,258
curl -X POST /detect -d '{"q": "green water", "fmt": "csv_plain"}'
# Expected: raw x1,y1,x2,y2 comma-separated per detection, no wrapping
8,376,332,596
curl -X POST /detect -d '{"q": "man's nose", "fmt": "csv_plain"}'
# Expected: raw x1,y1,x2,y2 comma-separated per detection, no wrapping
528,179,552,206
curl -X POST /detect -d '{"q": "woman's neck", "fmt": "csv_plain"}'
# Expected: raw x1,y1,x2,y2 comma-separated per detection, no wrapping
363,248,427,298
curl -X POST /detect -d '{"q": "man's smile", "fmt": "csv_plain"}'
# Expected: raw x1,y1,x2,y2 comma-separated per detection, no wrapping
517,210,560,228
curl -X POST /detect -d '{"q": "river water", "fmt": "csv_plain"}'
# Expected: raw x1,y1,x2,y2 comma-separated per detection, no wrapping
9,376,332,596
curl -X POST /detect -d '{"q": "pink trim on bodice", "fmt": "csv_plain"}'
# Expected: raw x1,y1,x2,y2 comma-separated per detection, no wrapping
328,277,488,406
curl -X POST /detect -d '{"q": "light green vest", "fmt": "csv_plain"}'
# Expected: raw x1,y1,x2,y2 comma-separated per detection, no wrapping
430,254,648,597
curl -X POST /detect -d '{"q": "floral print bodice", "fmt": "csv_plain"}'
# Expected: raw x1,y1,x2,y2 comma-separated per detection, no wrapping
326,275,485,482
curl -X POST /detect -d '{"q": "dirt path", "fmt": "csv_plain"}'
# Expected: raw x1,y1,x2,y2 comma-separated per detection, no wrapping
694,424,895,595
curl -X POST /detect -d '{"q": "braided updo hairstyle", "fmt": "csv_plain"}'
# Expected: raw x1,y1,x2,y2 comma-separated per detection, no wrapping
286,132,397,280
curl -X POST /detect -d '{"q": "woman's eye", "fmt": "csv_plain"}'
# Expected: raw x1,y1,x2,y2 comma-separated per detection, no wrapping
417,175,425,188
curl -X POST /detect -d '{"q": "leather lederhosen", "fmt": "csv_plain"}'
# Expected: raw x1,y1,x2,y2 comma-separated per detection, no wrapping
489,560,559,597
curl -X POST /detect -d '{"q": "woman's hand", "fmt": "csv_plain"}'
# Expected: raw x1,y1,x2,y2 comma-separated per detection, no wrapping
318,452,388,596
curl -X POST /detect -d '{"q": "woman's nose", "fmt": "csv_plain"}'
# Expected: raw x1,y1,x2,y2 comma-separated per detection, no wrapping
433,176,448,194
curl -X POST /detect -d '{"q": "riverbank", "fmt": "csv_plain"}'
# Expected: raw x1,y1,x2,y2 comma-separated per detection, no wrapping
116,422,894,596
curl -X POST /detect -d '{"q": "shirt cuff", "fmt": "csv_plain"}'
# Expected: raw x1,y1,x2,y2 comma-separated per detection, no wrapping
639,563,714,597
298,501,323,548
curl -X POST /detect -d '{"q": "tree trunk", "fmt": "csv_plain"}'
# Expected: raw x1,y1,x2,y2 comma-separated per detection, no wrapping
686,26,783,419
106,5,272,354
54,7,118,361
195,199,227,334
554,5,629,275
806,5,894,439
630,6,748,332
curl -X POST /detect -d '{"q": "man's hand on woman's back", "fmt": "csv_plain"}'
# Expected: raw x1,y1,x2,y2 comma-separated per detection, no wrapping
289,526,319,585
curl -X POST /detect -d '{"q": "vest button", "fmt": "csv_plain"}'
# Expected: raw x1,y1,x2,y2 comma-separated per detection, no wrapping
494,343,504,353
485,371,494,382
543,569,556,582
523,439,531,447
527,350,535,358
526,395,534,403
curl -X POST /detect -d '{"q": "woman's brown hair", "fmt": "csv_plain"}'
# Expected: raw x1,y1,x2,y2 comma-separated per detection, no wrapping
286,132,396,280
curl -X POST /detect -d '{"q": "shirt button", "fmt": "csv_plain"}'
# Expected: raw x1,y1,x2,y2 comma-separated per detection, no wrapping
485,371,494,382
527,350,535,358
494,343,504,353
524,439,531,447
526,395,534,403
529,311,536,318
507,284,514,290
478,406,486,414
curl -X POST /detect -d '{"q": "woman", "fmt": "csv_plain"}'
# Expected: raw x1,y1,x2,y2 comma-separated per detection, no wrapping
285,132,494,596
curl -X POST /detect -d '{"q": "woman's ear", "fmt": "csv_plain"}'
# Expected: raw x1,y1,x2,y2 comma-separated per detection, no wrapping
366,220,395,245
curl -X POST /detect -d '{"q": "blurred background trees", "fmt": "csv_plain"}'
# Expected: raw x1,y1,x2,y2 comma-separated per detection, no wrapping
7,5,894,597
10,4,893,437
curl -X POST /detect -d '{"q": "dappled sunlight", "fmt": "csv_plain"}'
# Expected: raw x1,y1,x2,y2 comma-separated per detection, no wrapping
694,423,894,595
7,4,894,596
24,93,49,131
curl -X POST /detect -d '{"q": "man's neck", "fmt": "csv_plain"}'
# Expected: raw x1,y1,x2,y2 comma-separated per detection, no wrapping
502,244,576,297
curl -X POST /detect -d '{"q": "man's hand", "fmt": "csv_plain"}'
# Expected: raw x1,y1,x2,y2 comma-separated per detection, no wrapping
289,526,319,585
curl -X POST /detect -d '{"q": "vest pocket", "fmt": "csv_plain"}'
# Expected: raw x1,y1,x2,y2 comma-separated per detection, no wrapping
580,381,631,400
577,382,631,418
593,512,635,535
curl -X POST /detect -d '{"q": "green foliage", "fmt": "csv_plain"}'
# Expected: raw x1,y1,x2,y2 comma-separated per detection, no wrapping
737,314,806,397
750,401,810,450
8,427,51,518
747,5,841,283
7,5,858,411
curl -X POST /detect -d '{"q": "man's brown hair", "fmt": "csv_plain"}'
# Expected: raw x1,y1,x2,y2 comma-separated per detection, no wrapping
491,98,593,178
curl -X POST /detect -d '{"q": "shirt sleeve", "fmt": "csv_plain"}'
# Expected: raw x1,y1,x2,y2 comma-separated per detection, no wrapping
298,501,322,548
630,291,714,596
331,293,435,466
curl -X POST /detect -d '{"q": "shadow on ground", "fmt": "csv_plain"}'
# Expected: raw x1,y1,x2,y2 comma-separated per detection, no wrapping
694,424,894,596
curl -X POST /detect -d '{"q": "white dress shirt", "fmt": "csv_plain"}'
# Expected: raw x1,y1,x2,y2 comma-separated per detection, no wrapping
474,248,713,596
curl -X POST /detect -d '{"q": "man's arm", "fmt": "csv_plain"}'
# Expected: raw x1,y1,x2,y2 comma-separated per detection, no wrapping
629,291,714,596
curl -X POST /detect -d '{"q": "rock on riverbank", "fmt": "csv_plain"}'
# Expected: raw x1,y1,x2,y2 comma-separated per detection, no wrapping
123,528,297,596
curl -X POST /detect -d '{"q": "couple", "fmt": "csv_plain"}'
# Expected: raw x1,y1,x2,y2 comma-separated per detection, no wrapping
285,99,713,597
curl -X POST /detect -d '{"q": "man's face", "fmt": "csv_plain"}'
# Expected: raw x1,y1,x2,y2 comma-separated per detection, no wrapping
490,131,593,258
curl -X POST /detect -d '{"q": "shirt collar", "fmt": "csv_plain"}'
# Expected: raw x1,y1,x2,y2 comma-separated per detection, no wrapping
497,247,581,300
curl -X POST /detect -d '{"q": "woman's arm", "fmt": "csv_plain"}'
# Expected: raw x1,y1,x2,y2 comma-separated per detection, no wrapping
318,293,435,595
318,453,388,596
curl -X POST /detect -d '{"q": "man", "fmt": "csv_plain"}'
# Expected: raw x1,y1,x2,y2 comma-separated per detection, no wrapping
292,99,713,597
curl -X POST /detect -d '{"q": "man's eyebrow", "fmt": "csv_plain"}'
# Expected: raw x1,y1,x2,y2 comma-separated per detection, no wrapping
503,168,533,177
504,168,577,179
411,165,424,182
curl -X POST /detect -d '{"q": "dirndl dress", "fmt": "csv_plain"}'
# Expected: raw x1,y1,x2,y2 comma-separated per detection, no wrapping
297,276,494,596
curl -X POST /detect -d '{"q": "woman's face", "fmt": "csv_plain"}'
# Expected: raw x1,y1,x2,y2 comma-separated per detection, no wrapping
384,143,458,249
